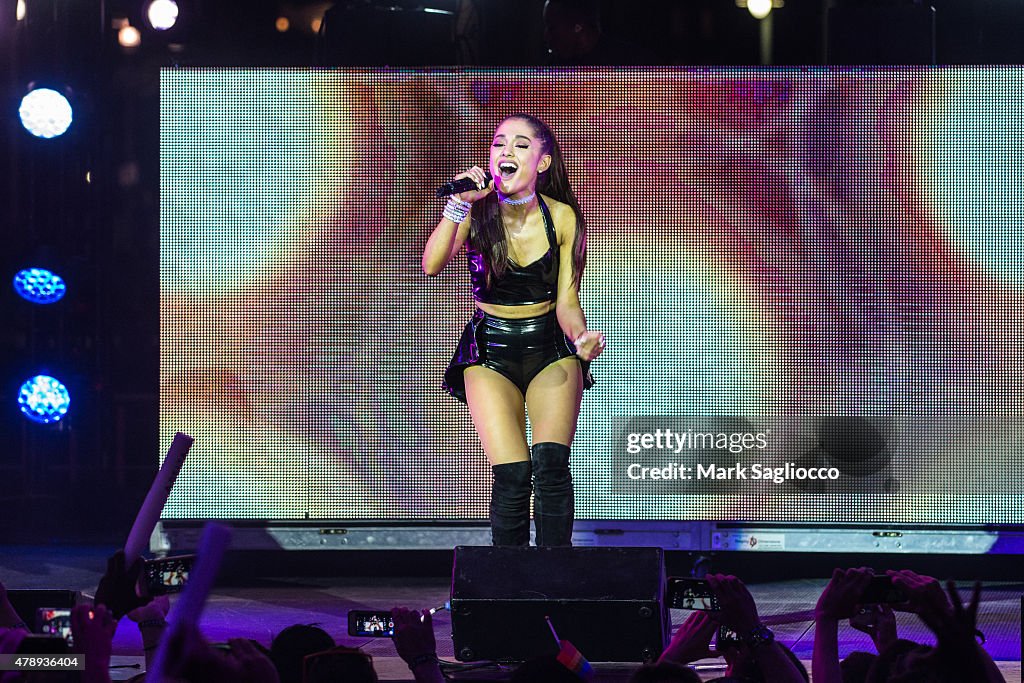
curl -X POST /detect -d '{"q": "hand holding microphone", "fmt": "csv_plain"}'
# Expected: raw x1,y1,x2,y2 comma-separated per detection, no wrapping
436,166,493,202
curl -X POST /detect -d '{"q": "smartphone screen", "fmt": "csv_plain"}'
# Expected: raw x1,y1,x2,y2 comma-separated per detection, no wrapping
667,577,720,611
347,610,395,637
36,608,73,646
144,555,195,596
717,625,740,649
860,576,908,604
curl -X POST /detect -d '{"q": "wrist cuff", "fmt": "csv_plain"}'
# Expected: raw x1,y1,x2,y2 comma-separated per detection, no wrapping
407,652,438,669
745,624,775,648
138,618,168,629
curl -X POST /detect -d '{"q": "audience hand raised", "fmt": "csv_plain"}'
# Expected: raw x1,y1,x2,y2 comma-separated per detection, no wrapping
849,603,897,652
392,607,437,662
126,594,170,624
888,570,981,647
94,549,149,619
814,567,874,622
70,604,116,683
658,611,718,665
885,569,951,624
705,573,759,632
392,607,443,683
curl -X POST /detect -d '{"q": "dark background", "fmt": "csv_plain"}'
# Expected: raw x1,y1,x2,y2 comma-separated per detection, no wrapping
2,0,1023,544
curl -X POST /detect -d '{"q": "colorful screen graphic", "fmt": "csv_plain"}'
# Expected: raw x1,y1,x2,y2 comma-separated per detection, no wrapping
160,68,1024,524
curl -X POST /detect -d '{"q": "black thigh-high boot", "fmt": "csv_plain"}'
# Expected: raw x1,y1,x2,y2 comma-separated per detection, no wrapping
490,461,532,546
531,442,574,546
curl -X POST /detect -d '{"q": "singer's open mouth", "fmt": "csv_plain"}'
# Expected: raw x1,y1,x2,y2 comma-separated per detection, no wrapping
498,162,518,179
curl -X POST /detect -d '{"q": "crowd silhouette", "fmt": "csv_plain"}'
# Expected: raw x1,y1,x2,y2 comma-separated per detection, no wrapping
0,554,1006,682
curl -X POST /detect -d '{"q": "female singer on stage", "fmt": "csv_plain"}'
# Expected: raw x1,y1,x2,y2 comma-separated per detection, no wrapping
423,114,605,547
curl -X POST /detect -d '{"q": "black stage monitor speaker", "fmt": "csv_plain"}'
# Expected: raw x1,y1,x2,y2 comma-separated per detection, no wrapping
450,546,668,663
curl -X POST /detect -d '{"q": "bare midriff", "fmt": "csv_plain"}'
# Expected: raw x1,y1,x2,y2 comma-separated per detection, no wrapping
476,300,555,319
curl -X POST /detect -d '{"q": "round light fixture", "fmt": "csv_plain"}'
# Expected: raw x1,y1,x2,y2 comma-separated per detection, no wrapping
147,0,179,30
18,88,73,139
18,375,72,424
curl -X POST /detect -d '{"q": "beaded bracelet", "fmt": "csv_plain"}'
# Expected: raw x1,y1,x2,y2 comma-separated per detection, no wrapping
443,196,471,224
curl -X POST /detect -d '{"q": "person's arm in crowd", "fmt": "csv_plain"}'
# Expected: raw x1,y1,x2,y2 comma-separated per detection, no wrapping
126,594,170,670
657,611,718,665
392,607,445,683
70,604,116,683
889,570,1005,683
0,579,29,631
812,567,874,683
706,573,806,683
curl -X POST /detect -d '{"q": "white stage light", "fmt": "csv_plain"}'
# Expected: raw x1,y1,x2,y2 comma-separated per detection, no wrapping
748,0,772,19
147,0,179,30
18,88,73,139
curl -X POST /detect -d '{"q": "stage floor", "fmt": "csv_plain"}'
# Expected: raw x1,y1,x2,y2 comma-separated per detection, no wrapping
0,545,1019,681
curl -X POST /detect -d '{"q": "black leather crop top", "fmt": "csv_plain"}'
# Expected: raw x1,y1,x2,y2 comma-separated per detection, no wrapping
468,196,559,306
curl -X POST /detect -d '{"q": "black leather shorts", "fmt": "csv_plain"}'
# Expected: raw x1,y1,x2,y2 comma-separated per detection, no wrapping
443,309,595,403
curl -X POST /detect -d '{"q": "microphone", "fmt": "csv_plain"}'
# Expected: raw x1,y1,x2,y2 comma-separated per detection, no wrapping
436,172,492,198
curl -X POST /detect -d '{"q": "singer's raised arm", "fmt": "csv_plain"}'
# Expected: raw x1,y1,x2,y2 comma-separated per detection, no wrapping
422,211,472,276
423,165,493,276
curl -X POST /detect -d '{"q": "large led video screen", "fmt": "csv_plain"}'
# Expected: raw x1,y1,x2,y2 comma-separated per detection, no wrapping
160,68,1024,524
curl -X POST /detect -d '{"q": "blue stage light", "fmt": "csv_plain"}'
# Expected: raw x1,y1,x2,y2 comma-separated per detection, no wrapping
18,375,71,424
19,88,74,139
13,268,67,304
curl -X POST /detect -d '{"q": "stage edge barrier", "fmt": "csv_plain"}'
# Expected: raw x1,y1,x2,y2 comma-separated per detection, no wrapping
152,521,1024,555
